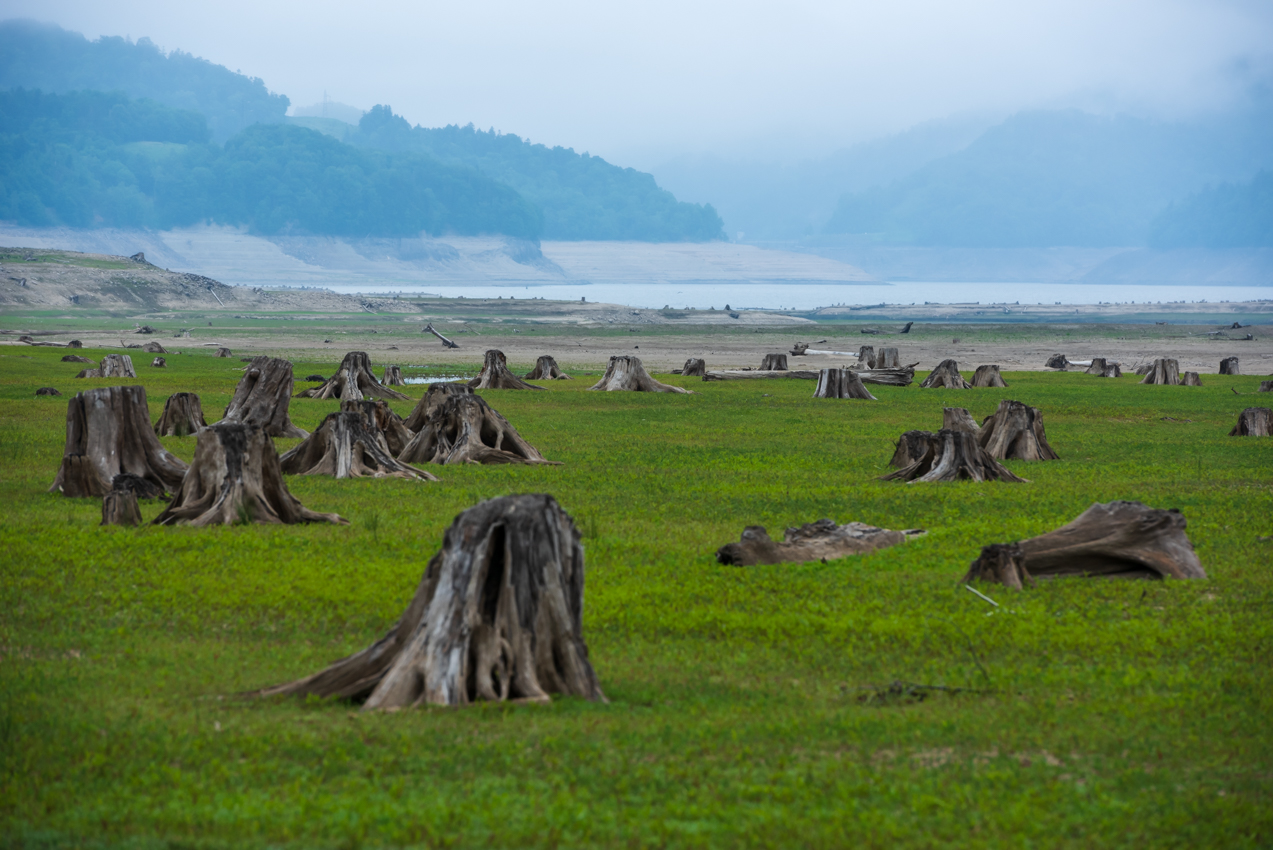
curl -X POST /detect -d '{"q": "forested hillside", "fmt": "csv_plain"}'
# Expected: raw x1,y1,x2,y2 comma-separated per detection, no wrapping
1149,171,1273,248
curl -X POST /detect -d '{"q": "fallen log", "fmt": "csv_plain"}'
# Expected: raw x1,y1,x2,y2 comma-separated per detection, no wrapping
1139,358,1181,385
971,364,1007,388
280,409,437,481
704,369,821,380
525,355,571,380
402,382,474,432
222,356,309,438
812,368,876,400
977,400,1059,461
880,429,1027,483
398,392,557,465
154,392,207,437
297,351,410,401
591,356,692,393
920,359,970,389
257,494,604,708
423,322,459,348
1229,407,1272,436
470,349,545,390
715,519,925,566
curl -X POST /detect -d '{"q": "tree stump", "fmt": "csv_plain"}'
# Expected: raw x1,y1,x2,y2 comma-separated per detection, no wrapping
62,354,94,363
297,351,411,401
977,400,1059,461
812,368,876,400
1045,354,1070,370
715,519,924,566
110,471,168,500
215,347,232,358
1085,358,1121,378
524,355,571,380
760,354,788,371
101,489,142,527
258,494,605,708
789,343,809,356
875,347,901,369
1259,381,1273,393
942,407,980,432
280,409,437,481
920,359,970,389
1182,371,1202,386
880,429,1026,483
963,543,1031,589
971,364,1007,388
382,365,406,386
965,501,1205,583
889,430,935,467
398,393,557,465
469,349,545,390
1229,407,1272,436
681,358,707,377
1139,358,1180,385
142,341,167,354
858,345,876,369
341,398,413,456
1219,357,1240,375
154,392,207,437
403,383,475,432
50,386,189,498
589,356,692,393
76,354,136,379
151,357,166,368
36,387,61,396
154,423,347,526
222,356,309,438
1134,363,1153,375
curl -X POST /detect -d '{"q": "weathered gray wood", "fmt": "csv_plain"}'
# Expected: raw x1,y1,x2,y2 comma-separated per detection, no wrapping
681,358,706,377
1045,354,1070,370
215,347,232,358
62,354,94,363
151,357,166,368
398,393,558,465
1229,407,1272,436
297,351,410,401
1259,381,1273,393
222,356,309,438
716,519,924,566
963,543,1031,589
142,341,167,354
75,354,136,379
591,356,692,393
382,365,406,386
942,407,980,433
470,349,545,390
977,400,1059,461
889,430,935,468
875,347,901,369
524,355,571,380
812,368,876,400
1139,358,1181,385
280,408,437,481
101,490,142,527
154,392,207,437
35,387,61,396
402,382,474,432
423,322,459,348
970,364,1007,388
1182,371,1202,386
1084,358,1122,378
1219,357,1240,375
858,345,876,368
341,399,412,456
920,359,970,389
760,353,789,371
881,429,1027,483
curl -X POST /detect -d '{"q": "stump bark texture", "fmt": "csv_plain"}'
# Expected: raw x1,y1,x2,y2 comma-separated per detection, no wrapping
971,365,1007,388
154,392,207,437
1182,371,1202,386
524,356,571,380
383,365,406,386
1259,381,1273,393
50,386,189,498
222,356,308,438
963,543,1031,589
889,430,935,467
110,471,167,500
760,354,789,371
280,410,437,481
875,347,901,369
142,342,167,354
215,347,232,358
1139,358,1181,385
715,519,923,566
880,429,1026,483
1219,357,1240,375
858,345,876,369
101,490,142,526
342,399,412,456
977,400,1059,461
154,423,347,526
589,356,691,393
258,494,604,708
1045,354,1070,370
398,393,556,466
942,407,980,433
298,351,411,401
854,367,916,387
77,354,136,379
1085,358,1121,378
920,359,971,389
403,382,474,432
812,368,877,400
468,350,544,390
151,357,166,368
681,358,706,377
1229,407,1272,436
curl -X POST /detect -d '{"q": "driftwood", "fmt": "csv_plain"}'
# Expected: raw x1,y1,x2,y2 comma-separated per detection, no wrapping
403,383,474,432
1229,407,1272,436
875,347,901,369
858,345,876,368
1139,358,1181,385
854,367,915,387
1085,358,1122,378
920,359,970,389
382,365,406,386
469,350,544,390
1219,357,1240,375
76,354,136,379
423,322,459,348
681,358,706,377
101,489,142,527
1045,354,1070,370
971,365,1007,388
977,400,1059,461
590,356,691,393
258,494,604,708
889,430,934,467
790,343,809,356
62,354,94,364
154,392,207,437
525,355,571,380
1182,371,1202,386
881,429,1026,483
142,341,167,354
50,386,188,498
154,423,347,526
215,347,232,358
963,501,1206,584
151,357,166,368
942,407,980,433
222,356,308,438
398,393,557,465
760,354,789,371
35,387,61,396
342,399,412,456
280,408,437,481
297,351,410,401
705,369,820,380
715,519,924,566
812,368,876,400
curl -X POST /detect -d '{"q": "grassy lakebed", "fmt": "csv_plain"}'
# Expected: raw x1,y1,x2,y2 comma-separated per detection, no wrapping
1,345,1271,848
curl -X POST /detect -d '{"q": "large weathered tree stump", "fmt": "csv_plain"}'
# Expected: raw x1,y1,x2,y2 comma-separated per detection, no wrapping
142,341,167,354
589,356,691,393
1229,407,1272,436
963,501,1205,584
881,429,1026,483
154,423,347,526
50,386,189,498
1045,354,1070,370
398,393,557,465
1139,358,1181,385
298,351,411,401
943,407,980,433
154,392,207,437
858,345,876,369
875,347,901,369
525,356,571,380
382,365,406,386
1182,371,1202,386
920,359,970,389
971,365,1007,388
1219,357,1240,375
715,519,924,566
977,400,1059,461
258,494,604,708
681,358,707,377
760,354,788,371
222,356,309,438
1085,358,1121,378
889,430,935,467
342,399,412,456
280,408,437,481
469,349,544,390
812,368,876,400
403,383,474,432
76,354,137,379
215,347,232,358
101,489,142,527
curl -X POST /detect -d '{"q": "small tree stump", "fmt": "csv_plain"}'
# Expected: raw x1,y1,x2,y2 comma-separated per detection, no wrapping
1085,358,1121,378
715,519,924,566
154,392,207,437
382,365,406,386
1229,407,1272,436
341,399,412,456
880,429,1026,483
280,409,437,480
154,423,347,526
36,387,61,396
215,347,232,358
403,383,474,432
297,351,411,401
977,400,1059,461
101,490,142,527
875,347,901,369
50,386,188,497
681,358,707,377
76,354,136,379
789,343,809,356
920,359,970,389
589,356,691,393
1259,381,1273,393
151,357,166,368
889,430,935,467
760,354,788,371
222,356,309,438
142,341,167,354
1182,371,1202,386
970,364,1007,387
525,355,572,380
398,393,558,465
1045,354,1070,370
858,345,876,369
469,350,545,390
258,494,604,708
1139,358,1180,385
62,354,94,363
942,407,979,432
812,368,876,400
963,543,1031,589
1219,357,1240,375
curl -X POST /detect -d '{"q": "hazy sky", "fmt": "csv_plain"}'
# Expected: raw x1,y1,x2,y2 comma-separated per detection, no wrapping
7,0,1273,167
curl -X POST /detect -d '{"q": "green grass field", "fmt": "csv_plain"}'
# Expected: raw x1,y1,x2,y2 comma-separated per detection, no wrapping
1,345,1271,849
